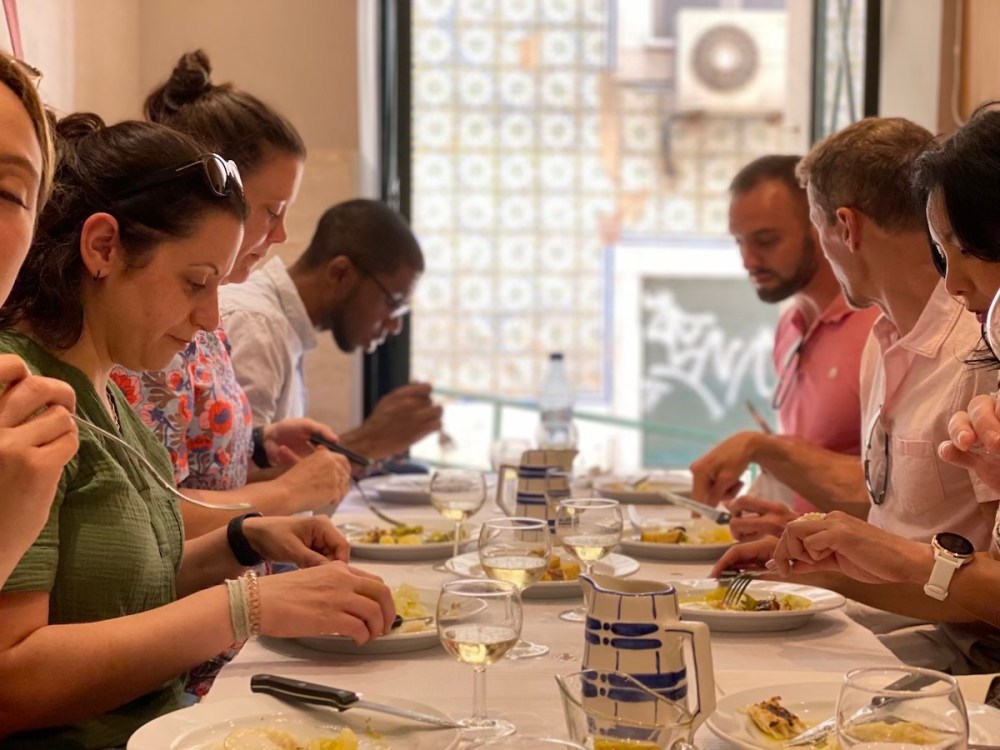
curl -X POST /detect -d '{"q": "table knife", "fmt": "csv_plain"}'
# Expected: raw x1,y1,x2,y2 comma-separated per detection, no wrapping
655,489,731,524
250,674,461,729
785,671,939,747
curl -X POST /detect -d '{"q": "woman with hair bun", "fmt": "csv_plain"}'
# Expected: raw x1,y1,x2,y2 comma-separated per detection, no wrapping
111,50,349,537
0,52,78,588
0,112,393,749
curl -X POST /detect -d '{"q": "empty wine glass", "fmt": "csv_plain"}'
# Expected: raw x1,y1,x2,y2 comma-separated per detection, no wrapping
555,498,623,622
431,469,487,559
490,437,532,472
836,667,968,750
478,517,550,659
438,578,523,741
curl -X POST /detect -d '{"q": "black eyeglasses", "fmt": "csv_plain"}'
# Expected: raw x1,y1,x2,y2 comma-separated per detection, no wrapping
357,265,411,320
864,407,890,505
113,153,245,204
771,334,805,411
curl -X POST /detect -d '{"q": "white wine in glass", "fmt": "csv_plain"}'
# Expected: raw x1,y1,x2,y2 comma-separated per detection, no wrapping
478,517,551,659
438,578,522,741
556,498,623,623
431,469,487,558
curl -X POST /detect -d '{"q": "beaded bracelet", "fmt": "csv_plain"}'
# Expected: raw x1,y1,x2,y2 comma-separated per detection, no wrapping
244,569,262,638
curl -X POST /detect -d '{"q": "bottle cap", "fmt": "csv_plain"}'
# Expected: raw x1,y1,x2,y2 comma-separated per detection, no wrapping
550,352,564,360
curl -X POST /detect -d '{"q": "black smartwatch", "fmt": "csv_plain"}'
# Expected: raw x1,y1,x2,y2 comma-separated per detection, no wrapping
227,512,265,567
251,426,271,469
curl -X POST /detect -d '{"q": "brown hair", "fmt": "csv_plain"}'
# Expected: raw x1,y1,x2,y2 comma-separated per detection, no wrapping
0,51,54,208
0,112,246,350
144,50,305,176
796,117,934,232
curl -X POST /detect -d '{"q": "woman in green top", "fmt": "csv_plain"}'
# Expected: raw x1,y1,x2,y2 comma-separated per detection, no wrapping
0,52,79,590
0,113,394,749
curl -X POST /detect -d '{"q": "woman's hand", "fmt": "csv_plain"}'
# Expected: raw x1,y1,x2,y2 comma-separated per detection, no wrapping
726,495,800,541
272,449,353,513
769,511,927,584
709,536,780,578
257,561,396,645
243,515,351,568
263,418,339,466
939,393,1000,494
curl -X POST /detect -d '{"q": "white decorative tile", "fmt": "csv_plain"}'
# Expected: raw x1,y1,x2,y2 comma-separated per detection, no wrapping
458,113,495,148
539,155,576,190
541,72,577,108
582,31,606,66
580,74,601,107
499,114,535,149
621,158,657,191
415,27,454,64
415,111,453,148
498,315,535,350
414,154,454,190
458,0,496,23
416,70,453,107
457,314,494,350
539,236,575,271
458,194,494,230
457,275,494,311
414,275,453,310
457,235,494,271
622,115,659,152
499,71,536,108
540,196,576,231
540,114,577,149
498,236,536,272
499,195,536,230
414,193,454,230
538,316,575,351
538,276,575,311
457,154,494,189
460,28,495,64
417,235,456,272
500,0,535,24
500,154,535,190
498,355,536,392
540,30,577,66
541,0,577,24
415,0,455,23
456,358,492,391
459,70,495,107
498,276,535,311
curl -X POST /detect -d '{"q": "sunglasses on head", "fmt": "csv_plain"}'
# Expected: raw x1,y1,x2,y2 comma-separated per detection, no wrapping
113,153,245,204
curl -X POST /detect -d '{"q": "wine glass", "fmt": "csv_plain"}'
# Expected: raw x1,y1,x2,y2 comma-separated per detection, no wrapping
431,469,487,559
478,517,551,659
555,498,623,622
490,437,532,472
437,579,523,741
836,667,968,750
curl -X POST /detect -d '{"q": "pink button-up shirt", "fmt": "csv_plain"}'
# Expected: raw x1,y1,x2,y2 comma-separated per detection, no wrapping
773,294,880,512
862,280,997,549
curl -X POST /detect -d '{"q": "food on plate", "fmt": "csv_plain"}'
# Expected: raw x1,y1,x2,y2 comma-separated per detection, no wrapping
221,726,359,750
390,583,430,633
592,739,661,749
639,524,734,545
846,720,941,745
745,696,808,740
540,553,581,582
685,586,812,612
354,524,460,545
601,478,688,494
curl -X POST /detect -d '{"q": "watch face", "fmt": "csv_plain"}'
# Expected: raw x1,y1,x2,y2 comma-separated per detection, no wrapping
936,532,975,557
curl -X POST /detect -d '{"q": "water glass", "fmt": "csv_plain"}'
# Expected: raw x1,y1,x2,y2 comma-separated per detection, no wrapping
555,498,623,622
490,437,532,472
836,667,968,750
478,516,551,659
438,579,523,740
431,469,487,558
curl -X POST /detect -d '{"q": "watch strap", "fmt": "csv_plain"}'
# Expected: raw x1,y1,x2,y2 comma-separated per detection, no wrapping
924,549,963,601
227,512,265,567
251,426,271,469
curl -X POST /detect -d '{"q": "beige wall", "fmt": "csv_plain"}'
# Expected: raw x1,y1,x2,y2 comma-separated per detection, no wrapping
20,0,361,432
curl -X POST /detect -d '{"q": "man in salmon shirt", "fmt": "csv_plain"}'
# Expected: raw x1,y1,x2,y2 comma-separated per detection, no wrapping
689,155,879,538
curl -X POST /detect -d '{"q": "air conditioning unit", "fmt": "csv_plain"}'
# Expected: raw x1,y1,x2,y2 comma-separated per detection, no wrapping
676,9,786,115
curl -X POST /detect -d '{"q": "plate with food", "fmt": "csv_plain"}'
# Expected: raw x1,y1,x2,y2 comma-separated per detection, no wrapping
293,584,440,656
341,520,477,561
128,693,460,749
617,519,735,561
669,579,845,632
593,470,693,504
358,474,496,505
707,681,1000,750
444,551,640,599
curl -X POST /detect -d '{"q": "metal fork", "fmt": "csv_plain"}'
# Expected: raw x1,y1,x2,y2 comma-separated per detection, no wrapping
719,569,767,608
72,415,252,511
353,478,409,527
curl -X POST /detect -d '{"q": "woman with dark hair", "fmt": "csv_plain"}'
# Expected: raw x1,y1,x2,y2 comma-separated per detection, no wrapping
110,50,349,537
0,113,393,749
0,51,78,588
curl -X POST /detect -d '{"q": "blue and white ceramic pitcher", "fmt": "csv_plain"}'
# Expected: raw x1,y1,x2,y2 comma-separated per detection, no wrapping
579,573,715,729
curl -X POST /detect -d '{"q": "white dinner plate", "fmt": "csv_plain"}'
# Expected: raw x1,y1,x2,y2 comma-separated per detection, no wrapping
593,471,693,504
444,551,640,599
707,681,1000,750
293,587,440,655
128,693,460,749
617,526,735,561
341,519,478,561
670,579,845,632
359,474,496,505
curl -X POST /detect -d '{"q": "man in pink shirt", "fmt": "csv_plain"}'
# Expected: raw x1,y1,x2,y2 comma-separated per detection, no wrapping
690,155,879,525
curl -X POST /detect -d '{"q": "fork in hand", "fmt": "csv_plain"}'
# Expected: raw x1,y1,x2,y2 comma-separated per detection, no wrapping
718,569,767,608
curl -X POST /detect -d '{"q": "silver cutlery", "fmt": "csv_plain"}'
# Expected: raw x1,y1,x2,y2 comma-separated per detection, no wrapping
718,569,768,608
785,671,939,747
72,415,252,511
656,489,731,524
353,479,409,527
250,674,461,729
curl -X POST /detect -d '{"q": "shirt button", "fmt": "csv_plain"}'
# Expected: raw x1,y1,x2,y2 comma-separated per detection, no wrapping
828,366,838,378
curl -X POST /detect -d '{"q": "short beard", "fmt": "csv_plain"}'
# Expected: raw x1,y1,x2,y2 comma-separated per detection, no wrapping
754,234,819,304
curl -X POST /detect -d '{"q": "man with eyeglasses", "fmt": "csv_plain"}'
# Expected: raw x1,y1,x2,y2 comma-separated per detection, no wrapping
690,155,879,527
220,199,442,465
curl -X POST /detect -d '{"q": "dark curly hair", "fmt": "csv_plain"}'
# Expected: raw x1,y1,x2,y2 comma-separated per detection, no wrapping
0,112,247,350
145,50,305,176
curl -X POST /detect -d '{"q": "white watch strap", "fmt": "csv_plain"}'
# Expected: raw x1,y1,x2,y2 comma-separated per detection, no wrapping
924,554,962,601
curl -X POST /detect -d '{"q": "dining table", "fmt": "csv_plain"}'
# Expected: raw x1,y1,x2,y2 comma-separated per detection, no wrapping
200,485,984,749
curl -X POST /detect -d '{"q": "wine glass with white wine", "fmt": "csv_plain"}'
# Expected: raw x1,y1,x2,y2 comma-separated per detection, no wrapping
431,469,487,559
555,497,623,622
478,517,551,659
437,578,523,741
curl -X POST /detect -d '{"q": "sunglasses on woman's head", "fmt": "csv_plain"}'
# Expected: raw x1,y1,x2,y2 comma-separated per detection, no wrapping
112,153,245,205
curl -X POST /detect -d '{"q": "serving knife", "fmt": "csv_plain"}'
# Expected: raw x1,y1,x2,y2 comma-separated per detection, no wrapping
251,674,461,729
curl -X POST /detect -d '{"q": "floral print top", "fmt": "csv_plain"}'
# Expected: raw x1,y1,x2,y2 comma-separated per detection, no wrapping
111,325,254,491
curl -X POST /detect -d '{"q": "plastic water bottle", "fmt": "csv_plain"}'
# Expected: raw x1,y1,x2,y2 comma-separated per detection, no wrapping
535,352,579,449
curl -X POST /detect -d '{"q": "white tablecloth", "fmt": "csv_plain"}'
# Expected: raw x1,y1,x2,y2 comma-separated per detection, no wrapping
206,491,904,744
